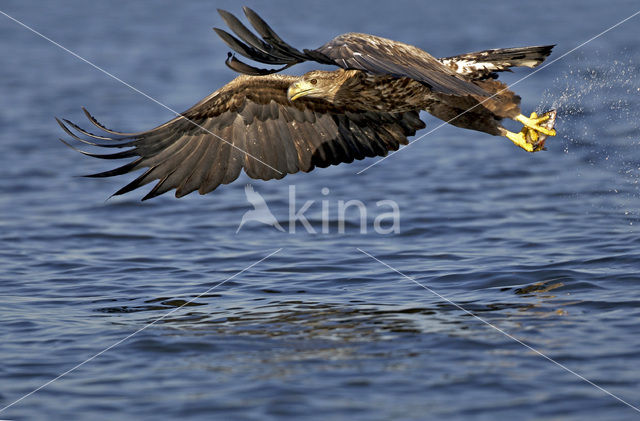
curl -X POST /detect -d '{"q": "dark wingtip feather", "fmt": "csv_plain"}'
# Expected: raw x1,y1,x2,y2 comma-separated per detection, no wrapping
214,27,259,59
58,117,135,149
141,174,173,201
111,168,153,196
57,117,123,149
241,7,307,60
84,158,143,178
55,117,80,140
63,118,118,141
224,53,293,76
59,137,82,152
214,28,287,65
59,137,136,160
57,116,108,141
82,107,137,136
141,185,160,201
217,9,283,58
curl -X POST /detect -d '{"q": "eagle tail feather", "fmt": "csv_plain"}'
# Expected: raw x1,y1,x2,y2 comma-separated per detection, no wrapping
440,45,555,80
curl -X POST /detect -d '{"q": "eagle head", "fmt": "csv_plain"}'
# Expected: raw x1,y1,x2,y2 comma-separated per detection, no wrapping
287,70,358,104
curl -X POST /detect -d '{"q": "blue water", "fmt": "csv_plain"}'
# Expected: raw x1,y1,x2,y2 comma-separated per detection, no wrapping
2,1,640,420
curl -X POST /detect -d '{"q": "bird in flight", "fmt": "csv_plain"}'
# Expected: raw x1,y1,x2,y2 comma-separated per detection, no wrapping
59,7,556,201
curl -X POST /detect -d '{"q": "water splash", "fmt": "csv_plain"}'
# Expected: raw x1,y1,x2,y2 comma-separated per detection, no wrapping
540,53,640,153
539,52,640,227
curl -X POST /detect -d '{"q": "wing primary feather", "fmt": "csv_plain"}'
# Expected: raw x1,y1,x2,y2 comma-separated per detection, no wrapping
142,173,174,201
82,108,139,136
213,28,287,64
59,138,137,159
56,118,135,148
112,167,155,197
134,135,194,175
56,118,110,147
114,135,198,198
217,9,292,60
85,158,143,178
58,134,106,148
130,128,186,162
60,118,118,141
224,54,294,76
151,135,213,199
242,7,308,61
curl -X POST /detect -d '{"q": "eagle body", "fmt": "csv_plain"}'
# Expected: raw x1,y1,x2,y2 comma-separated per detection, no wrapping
307,68,521,136
59,7,556,199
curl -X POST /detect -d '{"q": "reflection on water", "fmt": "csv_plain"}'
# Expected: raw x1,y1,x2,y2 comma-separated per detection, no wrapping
95,277,579,345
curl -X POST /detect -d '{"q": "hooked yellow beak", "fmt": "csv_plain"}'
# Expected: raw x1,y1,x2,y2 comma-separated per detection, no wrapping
287,82,313,102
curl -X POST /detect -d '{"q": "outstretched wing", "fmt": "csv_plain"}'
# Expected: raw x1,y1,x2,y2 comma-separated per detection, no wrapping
59,74,425,200
215,7,488,97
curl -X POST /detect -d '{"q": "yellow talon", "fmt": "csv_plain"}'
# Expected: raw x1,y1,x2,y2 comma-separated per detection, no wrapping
520,124,538,143
528,112,541,141
521,111,548,124
505,130,534,152
502,110,556,152
515,112,556,137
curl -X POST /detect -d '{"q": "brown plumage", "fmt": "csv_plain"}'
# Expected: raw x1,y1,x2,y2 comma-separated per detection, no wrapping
59,7,555,200
58,74,425,200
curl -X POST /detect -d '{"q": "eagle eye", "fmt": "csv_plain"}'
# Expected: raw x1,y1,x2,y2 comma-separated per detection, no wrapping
310,79,317,85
